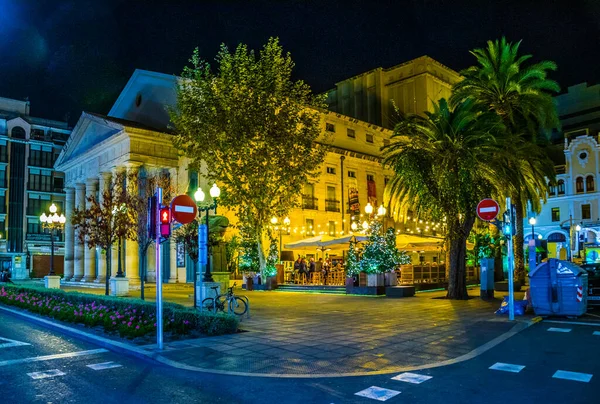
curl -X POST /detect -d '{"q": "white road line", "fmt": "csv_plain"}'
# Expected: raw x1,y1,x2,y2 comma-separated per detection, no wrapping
547,327,572,333
489,362,525,373
0,337,31,349
87,361,122,370
0,348,108,367
391,372,432,384
27,369,66,380
593,331,600,336
355,386,401,401
545,320,600,327
553,370,593,382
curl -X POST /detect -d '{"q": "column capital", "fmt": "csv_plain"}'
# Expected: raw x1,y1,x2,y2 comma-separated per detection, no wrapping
125,161,143,170
75,182,86,191
86,177,99,188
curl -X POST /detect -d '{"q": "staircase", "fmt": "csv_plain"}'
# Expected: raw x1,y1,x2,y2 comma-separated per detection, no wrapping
275,284,346,295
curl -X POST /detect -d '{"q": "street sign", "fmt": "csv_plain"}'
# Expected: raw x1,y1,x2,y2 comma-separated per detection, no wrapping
476,199,500,221
170,195,198,225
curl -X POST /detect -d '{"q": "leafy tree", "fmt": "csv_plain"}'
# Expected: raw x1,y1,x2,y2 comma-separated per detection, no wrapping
451,37,560,281
170,37,328,278
346,239,360,276
384,99,506,299
132,170,174,300
359,220,409,274
265,237,279,278
71,172,138,295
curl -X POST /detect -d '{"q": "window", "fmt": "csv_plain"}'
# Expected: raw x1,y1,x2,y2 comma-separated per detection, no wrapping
27,218,42,235
557,179,565,195
348,170,356,178
11,126,25,139
0,190,5,214
547,233,566,242
586,175,595,192
582,204,591,220
53,177,64,192
0,140,6,163
29,145,54,168
548,182,556,196
26,194,51,216
30,129,45,141
551,207,560,222
305,219,314,235
347,128,355,138
366,133,374,143
325,123,335,133
0,167,5,188
28,169,52,192
326,166,336,175
366,174,374,182
328,221,336,236
576,177,584,193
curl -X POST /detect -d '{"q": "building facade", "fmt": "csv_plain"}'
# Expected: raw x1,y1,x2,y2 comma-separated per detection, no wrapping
0,97,71,279
525,83,600,261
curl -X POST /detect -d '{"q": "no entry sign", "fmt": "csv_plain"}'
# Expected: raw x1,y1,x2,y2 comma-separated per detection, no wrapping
170,195,198,224
476,199,500,222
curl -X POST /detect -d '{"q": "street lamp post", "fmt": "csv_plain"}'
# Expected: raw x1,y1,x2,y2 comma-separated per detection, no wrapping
529,217,536,240
195,184,220,282
271,216,290,263
576,224,582,259
39,203,66,276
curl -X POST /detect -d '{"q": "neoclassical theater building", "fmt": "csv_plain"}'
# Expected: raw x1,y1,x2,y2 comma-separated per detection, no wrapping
55,56,460,286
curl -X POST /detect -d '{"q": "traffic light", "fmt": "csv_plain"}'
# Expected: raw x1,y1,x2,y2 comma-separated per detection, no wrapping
159,206,171,238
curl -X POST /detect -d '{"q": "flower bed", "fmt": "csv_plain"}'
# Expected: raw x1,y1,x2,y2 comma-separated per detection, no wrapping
0,285,238,339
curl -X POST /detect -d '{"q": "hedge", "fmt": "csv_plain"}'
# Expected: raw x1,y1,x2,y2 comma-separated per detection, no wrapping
0,285,238,338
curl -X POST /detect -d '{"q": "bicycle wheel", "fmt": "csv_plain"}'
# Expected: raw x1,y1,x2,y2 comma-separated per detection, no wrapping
229,296,248,316
202,297,216,312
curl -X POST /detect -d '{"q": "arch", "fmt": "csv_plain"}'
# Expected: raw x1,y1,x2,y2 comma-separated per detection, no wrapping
586,175,595,192
547,232,567,242
576,176,584,193
548,181,556,196
11,126,25,139
557,179,565,195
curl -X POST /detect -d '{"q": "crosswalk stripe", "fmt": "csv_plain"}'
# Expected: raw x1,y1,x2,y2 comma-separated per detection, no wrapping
355,386,401,401
489,362,525,373
28,369,65,380
553,370,593,382
87,361,122,370
0,337,31,349
547,327,571,333
593,331,600,336
0,348,107,367
391,372,432,384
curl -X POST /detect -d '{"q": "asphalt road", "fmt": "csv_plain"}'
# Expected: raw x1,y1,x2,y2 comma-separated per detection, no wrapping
0,311,599,403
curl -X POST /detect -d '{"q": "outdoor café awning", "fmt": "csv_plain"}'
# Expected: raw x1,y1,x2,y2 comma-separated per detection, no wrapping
284,234,368,250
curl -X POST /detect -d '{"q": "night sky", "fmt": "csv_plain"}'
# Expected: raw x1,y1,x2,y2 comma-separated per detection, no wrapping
1,0,599,124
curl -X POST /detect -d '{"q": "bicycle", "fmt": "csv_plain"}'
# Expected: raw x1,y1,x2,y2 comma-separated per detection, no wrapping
202,282,248,316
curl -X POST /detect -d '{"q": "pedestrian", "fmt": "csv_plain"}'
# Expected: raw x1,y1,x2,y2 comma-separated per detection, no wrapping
293,256,302,283
300,257,309,280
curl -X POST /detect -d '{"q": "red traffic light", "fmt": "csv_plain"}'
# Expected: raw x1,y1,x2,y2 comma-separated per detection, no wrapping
159,207,171,224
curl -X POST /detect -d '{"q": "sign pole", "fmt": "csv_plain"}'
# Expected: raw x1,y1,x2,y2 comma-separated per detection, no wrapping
155,188,164,350
506,196,515,321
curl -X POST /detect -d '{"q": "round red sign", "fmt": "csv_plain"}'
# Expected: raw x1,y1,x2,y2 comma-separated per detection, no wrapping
170,195,198,225
476,199,500,222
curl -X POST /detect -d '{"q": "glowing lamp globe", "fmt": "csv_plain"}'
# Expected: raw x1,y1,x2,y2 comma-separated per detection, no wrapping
365,203,373,215
194,188,205,202
209,184,221,198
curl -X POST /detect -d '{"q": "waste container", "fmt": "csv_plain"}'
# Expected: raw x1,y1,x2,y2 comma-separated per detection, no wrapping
528,259,588,316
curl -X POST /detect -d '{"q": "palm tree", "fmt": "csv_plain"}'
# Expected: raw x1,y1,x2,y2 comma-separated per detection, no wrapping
451,37,560,281
384,98,506,299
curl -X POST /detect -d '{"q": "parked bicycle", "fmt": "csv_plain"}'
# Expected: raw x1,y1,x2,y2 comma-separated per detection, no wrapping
202,282,248,316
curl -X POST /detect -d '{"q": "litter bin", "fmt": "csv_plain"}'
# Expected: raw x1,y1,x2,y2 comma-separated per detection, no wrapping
528,259,588,316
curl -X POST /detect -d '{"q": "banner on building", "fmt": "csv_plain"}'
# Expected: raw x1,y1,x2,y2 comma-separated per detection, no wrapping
367,179,377,206
348,178,360,215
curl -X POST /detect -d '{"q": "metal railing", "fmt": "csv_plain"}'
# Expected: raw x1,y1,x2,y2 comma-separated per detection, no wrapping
325,199,340,212
302,196,318,210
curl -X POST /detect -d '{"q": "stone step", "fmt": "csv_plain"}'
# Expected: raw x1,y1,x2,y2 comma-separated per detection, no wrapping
275,285,346,294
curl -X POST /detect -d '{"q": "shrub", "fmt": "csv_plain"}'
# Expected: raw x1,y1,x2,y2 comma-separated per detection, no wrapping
0,285,238,338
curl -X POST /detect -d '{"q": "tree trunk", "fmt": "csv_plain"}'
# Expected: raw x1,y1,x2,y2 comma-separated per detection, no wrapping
257,234,266,278
490,223,504,281
105,246,112,296
446,215,476,300
139,246,146,300
513,198,525,283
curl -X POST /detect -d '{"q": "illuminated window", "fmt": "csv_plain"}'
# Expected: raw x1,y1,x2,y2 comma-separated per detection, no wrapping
348,170,356,178
326,166,336,175
557,179,565,195
551,207,560,222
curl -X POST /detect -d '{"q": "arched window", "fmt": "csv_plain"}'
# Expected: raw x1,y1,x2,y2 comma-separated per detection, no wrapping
586,175,595,192
576,177,584,193
548,182,556,196
11,126,26,139
557,179,565,195
547,233,567,242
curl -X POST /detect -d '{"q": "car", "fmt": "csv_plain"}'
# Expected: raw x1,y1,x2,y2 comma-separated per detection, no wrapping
580,262,600,306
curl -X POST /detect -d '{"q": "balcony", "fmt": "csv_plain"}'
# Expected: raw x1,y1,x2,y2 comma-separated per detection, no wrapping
302,196,318,210
325,199,340,212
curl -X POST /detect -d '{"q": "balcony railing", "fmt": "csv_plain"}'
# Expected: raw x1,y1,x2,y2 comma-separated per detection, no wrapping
302,196,318,210
325,199,340,212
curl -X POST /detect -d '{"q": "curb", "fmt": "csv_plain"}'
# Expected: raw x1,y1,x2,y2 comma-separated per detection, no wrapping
0,303,539,379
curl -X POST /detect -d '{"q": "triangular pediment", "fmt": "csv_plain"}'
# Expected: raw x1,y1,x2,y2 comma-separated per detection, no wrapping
54,112,124,170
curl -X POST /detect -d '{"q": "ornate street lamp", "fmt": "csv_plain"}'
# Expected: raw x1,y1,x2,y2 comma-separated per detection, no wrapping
195,184,220,282
271,216,291,263
364,203,373,215
39,203,66,276
377,204,387,216
529,217,536,240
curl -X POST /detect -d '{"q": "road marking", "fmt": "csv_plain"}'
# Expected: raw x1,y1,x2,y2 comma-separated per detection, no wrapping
547,327,571,333
0,337,31,349
27,369,66,380
593,331,600,336
0,348,107,367
545,320,600,327
391,372,432,384
553,370,593,382
355,386,401,401
489,362,525,373
87,361,122,370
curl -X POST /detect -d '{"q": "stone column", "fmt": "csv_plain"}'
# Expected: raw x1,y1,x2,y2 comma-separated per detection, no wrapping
146,246,156,283
72,183,86,281
63,187,75,281
95,172,112,283
125,163,141,286
169,238,178,283
111,167,123,278
82,178,98,282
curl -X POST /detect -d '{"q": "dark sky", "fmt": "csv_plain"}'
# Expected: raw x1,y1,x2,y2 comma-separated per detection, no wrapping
1,0,599,124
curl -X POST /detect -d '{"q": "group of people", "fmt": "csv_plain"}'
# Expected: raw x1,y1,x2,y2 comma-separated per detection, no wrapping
293,256,340,284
